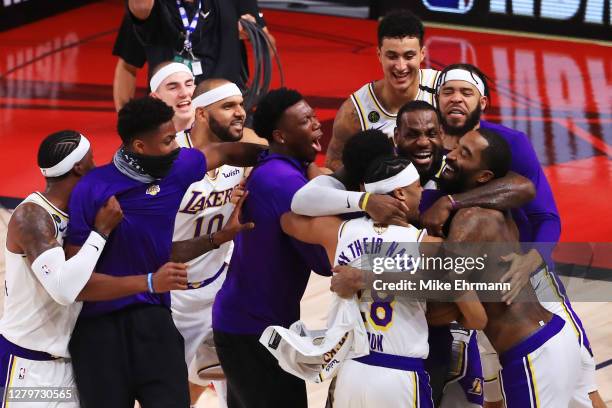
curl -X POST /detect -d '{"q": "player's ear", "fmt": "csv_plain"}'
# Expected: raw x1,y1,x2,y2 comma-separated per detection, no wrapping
476,169,494,185
479,95,488,112
393,126,399,145
131,139,146,155
150,91,160,99
419,45,426,63
392,187,407,201
271,129,284,145
195,107,207,122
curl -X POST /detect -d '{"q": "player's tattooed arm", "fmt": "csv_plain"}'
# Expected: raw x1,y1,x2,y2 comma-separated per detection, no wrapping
202,141,267,172
326,98,362,171
421,171,535,237
7,203,60,263
170,190,254,263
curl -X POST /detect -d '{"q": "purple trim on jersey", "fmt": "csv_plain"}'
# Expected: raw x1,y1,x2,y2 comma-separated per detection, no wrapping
499,314,564,366
212,152,331,335
354,351,424,371
186,262,227,290
498,315,565,408
0,335,58,361
353,353,433,408
66,148,207,317
479,121,561,269
457,330,484,405
546,270,592,355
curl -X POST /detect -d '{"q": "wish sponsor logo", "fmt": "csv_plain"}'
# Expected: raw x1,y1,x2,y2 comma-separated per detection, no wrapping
222,168,240,178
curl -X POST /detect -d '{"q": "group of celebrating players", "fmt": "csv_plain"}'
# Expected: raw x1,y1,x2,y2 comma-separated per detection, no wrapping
0,8,606,408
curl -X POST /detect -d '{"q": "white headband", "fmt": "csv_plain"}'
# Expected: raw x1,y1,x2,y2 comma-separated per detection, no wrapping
149,63,194,92
438,69,485,96
40,134,91,177
192,83,242,109
364,163,420,194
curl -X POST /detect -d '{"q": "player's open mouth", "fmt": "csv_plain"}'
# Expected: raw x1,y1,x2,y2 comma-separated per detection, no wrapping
176,100,191,110
412,151,432,165
230,120,243,129
442,162,456,177
311,137,322,152
393,72,410,82
447,108,465,119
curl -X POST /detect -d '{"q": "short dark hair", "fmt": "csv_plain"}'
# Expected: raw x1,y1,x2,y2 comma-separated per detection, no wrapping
252,88,303,142
363,155,413,186
378,10,424,47
477,128,511,179
38,130,82,180
436,63,490,98
396,100,440,128
342,129,395,184
117,96,175,144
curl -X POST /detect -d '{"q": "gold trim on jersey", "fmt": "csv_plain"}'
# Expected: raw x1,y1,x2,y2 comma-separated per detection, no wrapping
33,192,68,218
350,94,367,131
206,168,221,182
429,71,441,106
338,220,350,239
367,82,396,119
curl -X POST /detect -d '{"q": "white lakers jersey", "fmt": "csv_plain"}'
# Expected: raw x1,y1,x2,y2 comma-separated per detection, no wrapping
350,69,441,138
0,193,81,358
333,217,429,359
174,131,245,284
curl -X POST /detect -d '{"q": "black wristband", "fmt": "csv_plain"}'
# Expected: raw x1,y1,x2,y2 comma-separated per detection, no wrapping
209,232,220,249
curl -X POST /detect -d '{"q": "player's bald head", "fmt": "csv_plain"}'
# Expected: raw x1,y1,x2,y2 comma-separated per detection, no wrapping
193,78,232,99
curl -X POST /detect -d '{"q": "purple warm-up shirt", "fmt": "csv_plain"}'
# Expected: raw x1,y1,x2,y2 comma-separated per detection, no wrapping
66,148,206,317
420,120,561,268
213,152,331,335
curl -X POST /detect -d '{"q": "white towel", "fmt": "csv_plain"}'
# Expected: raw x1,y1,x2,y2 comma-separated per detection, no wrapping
259,295,369,383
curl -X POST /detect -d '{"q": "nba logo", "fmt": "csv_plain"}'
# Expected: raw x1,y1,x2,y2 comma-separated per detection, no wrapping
18,367,26,379
422,0,474,13
42,265,51,275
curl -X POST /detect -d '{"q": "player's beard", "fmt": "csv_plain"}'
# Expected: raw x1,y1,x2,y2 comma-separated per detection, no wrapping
209,115,242,143
442,104,482,137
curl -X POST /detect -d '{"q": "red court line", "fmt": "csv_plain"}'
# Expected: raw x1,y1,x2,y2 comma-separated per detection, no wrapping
486,115,612,124
552,118,612,157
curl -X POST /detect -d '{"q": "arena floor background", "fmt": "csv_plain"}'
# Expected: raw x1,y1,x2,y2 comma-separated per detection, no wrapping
0,1,610,406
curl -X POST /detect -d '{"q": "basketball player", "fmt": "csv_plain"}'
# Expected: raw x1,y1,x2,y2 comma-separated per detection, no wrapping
64,97,264,408
332,128,588,407
437,128,587,407
281,147,487,407
149,61,196,132
0,130,190,406
171,79,259,408
426,63,604,408
326,10,440,170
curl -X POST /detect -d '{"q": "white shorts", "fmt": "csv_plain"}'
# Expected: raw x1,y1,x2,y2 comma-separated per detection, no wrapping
477,330,503,403
440,328,483,408
499,315,588,408
1,354,78,407
171,266,226,385
332,357,433,408
531,268,597,397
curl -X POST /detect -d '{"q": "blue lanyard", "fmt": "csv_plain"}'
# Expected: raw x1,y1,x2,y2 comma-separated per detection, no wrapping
176,0,202,53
